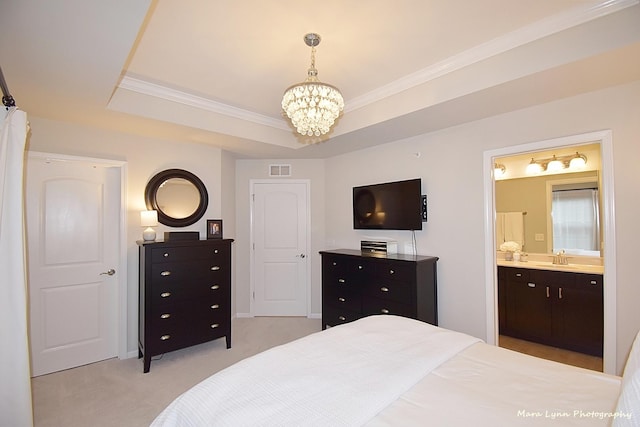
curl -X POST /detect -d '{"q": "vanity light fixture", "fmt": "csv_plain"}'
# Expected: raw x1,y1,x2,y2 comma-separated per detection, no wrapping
525,152,588,175
141,210,158,241
494,163,506,178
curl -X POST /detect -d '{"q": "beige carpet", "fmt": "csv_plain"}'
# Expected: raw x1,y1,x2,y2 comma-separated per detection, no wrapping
32,317,322,427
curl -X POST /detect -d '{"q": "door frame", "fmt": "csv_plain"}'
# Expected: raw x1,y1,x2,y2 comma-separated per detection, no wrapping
482,130,617,374
27,151,128,360
249,179,311,317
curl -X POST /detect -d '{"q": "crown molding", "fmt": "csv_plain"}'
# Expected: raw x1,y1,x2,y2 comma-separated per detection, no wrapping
346,0,639,112
118,0,637,126
117,76,290,131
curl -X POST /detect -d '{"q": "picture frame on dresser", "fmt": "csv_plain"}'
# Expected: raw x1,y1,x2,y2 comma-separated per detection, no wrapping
207,219,223,239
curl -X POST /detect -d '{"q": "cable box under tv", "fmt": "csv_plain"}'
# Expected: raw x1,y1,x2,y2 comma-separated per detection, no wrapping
360,240,397,255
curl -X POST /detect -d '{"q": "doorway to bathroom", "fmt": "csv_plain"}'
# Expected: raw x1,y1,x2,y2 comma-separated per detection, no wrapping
483,130,617,374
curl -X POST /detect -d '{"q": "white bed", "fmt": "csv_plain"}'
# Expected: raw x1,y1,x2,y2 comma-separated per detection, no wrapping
151,315,639,427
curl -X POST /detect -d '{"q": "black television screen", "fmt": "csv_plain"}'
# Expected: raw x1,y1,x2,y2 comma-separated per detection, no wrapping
353,178,423,230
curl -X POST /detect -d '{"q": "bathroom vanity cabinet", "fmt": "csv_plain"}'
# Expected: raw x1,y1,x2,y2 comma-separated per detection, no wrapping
498,266,603,356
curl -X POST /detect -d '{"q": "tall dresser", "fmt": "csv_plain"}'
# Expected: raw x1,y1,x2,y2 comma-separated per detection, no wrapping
138,238,233,373
320,249,438,329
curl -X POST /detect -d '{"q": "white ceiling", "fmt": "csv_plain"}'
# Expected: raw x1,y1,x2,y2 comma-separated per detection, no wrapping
2,0,640,158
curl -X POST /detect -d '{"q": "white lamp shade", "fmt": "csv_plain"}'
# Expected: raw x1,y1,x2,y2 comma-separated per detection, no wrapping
546,158,564,172
140,210,158,227
570,154,587,169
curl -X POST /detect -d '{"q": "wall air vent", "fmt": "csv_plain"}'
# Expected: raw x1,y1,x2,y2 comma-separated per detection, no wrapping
269,164,292,177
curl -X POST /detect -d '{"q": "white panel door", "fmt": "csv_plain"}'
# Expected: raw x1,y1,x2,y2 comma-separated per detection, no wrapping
252,181,309,316
26,157,120,376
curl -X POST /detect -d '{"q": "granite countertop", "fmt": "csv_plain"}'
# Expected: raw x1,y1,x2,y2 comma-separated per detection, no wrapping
497,259,603,274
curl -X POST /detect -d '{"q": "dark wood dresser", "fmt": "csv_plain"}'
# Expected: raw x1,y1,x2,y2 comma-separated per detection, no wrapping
320,249,438,329
138,238,233,372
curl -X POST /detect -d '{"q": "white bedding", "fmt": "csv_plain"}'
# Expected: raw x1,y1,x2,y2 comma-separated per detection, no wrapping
151,315,627,427
368,342,622,426
151,316,479,426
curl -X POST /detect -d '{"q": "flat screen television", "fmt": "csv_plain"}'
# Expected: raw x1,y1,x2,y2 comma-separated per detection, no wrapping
353,178,423,230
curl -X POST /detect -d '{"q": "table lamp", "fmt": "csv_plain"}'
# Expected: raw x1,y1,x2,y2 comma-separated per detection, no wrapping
140,210,158,241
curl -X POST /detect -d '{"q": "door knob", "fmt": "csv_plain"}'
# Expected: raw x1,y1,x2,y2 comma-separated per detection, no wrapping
297,253,306,258
100,269,116,276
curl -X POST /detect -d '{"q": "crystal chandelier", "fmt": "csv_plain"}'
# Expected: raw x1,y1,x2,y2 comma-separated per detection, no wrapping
282,33,344,137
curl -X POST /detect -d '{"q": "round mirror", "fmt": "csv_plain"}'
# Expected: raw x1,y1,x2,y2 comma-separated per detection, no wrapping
145,169,208,227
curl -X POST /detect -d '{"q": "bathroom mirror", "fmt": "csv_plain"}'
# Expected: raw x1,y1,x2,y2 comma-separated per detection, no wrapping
145,169,208,227
494,143,602,256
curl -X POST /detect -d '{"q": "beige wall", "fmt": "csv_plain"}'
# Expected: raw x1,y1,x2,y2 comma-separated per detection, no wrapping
23,79,640,375
25,118,226,354
234,159,326,316
324,80,640,374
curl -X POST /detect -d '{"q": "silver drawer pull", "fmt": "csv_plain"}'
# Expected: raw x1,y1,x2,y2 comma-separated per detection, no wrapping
527,283,535,288
160,271,171,276
163,253,169,257
211,304,220,309
214,249,219,254
338,316,346,321
590,280,597,285
380,287,389,292
358,265,363,270
160,313,171,319
211,284,220,290
160,335,170,341
160,292,171,298
332,262,337,266
211,266,221,271
338,278,345,283
211,323,220,329
381,308,390,314
338,297,346,302
516,273,522,277
389,269,395,275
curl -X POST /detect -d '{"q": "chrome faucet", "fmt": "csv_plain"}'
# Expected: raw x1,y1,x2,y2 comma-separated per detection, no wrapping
552,250,568,265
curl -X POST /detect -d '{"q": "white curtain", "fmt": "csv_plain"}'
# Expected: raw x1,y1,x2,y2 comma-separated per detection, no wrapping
552,188,600,254
0,107,33,426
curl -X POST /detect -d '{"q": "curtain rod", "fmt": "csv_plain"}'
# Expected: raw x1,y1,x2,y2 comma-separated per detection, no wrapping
0,66,16,107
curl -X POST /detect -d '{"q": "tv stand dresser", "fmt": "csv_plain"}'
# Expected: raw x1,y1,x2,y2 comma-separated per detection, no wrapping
137,238,233,373
320,249,438,329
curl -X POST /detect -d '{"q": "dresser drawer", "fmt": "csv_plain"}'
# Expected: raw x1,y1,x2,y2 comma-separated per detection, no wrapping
323,284,361,312
150,280,227,306
151,299,229,329
362,296,414,318
323,256,372,284
323,305,362,327
151,245,229,263
361,280,412,304
374,261,414,283
151,259,229,282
